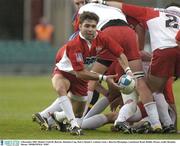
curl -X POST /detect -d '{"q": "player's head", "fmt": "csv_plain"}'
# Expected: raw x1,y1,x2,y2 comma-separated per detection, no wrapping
79,11,99,41
73,0,87,10
165,2,180,12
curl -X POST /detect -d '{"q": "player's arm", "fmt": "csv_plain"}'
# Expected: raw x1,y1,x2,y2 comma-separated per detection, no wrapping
135,23,152,61
75,68,118,84
67,47,117,82
118,53,132,76
97,0,158,23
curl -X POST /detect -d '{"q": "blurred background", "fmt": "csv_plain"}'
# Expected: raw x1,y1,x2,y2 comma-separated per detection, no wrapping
0,0,179,75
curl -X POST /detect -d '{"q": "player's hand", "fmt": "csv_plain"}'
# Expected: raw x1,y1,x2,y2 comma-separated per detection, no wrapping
105,74,119,87
107,78,123,91
125,67,134,77
105,74,117,82
176,40,180,47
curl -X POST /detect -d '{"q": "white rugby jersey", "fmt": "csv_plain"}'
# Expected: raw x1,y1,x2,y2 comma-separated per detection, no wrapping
122,4,180,52
78,3,127,30
147,9,180,51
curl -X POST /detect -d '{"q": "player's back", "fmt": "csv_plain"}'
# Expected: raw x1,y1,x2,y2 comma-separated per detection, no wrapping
147,8,180,51
79,3,127,30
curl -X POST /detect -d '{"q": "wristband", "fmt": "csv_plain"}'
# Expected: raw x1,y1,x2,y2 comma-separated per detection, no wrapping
125,67,132,74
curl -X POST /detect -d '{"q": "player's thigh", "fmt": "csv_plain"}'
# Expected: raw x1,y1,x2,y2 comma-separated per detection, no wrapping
147,73,168,93
52,74,70,95
128,59,143,72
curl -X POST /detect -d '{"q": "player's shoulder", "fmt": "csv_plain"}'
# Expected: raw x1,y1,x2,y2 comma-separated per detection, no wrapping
68,35,80,45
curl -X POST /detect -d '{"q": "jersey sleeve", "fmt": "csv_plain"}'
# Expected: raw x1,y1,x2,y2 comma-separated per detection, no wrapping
66,46,84,71
55,45,66,63
122,3,159,27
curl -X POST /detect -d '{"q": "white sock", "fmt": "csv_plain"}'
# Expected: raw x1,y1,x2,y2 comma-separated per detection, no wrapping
114,91,138,125
81,114,108,129
168,106,176,125
40,98,62,118
76,118,83,127
153,92,173,126
47,116,56,126
83,90,94,117
54,111,66,122
128,106,142,122
84,96,109,119
115,100,137,124
144,102,162,128
59,96,79,128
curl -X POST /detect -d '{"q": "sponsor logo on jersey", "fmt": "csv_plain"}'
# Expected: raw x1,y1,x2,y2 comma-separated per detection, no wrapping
96,46,102,52
84,56,96,65
75,53,83,62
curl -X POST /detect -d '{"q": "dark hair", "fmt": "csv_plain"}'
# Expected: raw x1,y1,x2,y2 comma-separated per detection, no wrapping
79,11,99,24
165,2,180,8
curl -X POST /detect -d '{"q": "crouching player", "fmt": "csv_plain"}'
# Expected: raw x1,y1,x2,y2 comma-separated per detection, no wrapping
32,11,132,135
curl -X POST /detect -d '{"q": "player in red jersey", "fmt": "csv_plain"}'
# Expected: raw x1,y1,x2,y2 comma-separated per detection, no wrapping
32,11,132,135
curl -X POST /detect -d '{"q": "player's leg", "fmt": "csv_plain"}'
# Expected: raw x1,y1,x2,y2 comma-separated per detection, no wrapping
114,91,138,133
84,82,110,119
103,26,162,132
51,73,81,130
81,112,117,129
163,77,177,130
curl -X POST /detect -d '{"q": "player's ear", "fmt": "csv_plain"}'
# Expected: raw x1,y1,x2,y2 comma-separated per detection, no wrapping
79,24,82,30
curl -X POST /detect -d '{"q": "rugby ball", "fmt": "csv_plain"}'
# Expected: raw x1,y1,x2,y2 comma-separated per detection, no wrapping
118,74,135,94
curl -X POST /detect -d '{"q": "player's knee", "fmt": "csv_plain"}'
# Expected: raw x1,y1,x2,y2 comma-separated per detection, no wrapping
54,85,67,95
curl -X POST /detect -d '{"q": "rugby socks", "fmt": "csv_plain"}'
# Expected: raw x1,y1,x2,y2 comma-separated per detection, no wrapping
40,98,62,118
115,91,138,124
53,111,66,122
128,106,142,122
84,96,109,119
86,90,100,113
153,92,173,126
115,100,137,124
81,114,108,129
144,101,162,129
59,96,79,128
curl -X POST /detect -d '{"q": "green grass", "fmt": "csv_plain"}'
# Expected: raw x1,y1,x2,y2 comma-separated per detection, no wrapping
0,76,180,139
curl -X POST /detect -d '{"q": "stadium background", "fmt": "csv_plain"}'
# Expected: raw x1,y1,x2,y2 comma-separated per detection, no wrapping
0,0,179,75
0,0,180,140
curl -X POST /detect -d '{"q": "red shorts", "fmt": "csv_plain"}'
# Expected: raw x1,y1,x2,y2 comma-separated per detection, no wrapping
106,60,124,82
53,67,88,96
102,26,140,61
150,47,180,78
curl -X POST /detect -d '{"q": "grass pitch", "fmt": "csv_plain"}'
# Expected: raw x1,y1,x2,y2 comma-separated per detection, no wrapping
0,76,180,139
